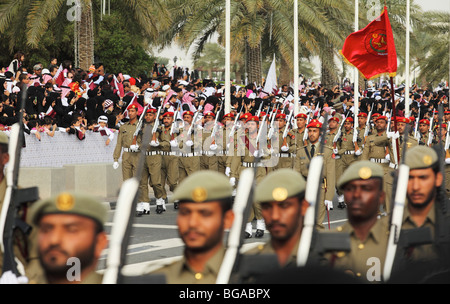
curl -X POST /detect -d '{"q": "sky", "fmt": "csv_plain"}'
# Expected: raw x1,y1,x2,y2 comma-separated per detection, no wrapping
155,1,449,71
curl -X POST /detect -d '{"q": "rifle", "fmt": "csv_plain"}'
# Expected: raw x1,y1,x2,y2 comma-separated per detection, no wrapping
386,109,393,132
169,102,181,141
427,111,434,147
445,121,450,151
210,101,223,145
302,111,313,142
102,124,165,284
383,124,411,282
363,102,374,146
255,99,264,117
267,104,279,140
227,104,244,146
132,103,150,147
414,108,421,140
151,105,163,143
332,112,350,150
0,84,39,276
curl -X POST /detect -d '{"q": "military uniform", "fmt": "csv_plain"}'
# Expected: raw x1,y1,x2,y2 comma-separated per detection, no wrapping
177,112,202,184
322,161,390,283
28,191,108,284
272,114,296,170
200,112,219,171
294,119,336,230
146,170,233,284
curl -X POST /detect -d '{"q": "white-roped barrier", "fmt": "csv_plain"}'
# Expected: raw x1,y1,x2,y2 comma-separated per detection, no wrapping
17,130,124,201
20,130,120,167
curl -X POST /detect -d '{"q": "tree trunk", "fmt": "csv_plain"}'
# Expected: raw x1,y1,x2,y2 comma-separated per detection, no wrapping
279,56,291,87
246,41,262,86
320,44,338,89
77,0,94,70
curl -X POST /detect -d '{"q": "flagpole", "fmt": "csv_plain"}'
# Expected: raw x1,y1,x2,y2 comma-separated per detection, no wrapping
294,0,299,115
405,0,410,118
225,0,231,114
354,0,359,133
390,77,401,163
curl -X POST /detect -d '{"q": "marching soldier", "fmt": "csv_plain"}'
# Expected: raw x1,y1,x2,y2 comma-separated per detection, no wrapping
293,113,307,150
273,113,296,170
217,113,234,175
361,115,391,215
294,119,335,229
200,111,218,171
357,112,369,141
230,115,269,238
158,111,180,213
146,170,234,284
322,160,389,283
324,115,340,209
417,118,430,146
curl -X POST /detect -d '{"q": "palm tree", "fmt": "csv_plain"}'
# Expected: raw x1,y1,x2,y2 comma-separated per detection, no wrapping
0,0,170,70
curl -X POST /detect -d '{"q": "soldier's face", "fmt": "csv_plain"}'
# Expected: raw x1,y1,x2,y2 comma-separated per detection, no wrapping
145,113,155,123
397,122,406,134
37,214,107,278
128,108,138,120
296,117,306,129
328,120,338,130
205,115,214,122
358,117,366,126
223,117,232,126
342,179,385,222
308,128,320,143
163,117,173,127
407,168,442,207
177,202,234,253
183,114,193,125
276,118,286,129
375,119,387,132
344,121,352,131
246,121,258,133
419,123,429,134
261,197,308,242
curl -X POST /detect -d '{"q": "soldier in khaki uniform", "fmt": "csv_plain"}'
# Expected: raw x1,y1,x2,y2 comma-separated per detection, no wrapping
417,118,430,146
357,112,369,142
137,107,165,215
294,119,335,230
292,113,307,150
177,111,201,186
28,191,109,284
322,161,389,283
146,170,234,284
200,111,218,171
324,115,340,210
361,115,391,214
245,169,308,268
230,115,270,238
272,113,296,170
158,111,180,213
217,113,234,175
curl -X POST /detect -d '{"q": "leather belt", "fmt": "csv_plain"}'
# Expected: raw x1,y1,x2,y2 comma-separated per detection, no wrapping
344,151,355,155
370,158,388,164
123,148,140,153
159,151,177,156
145,151,159,156
243,161,264,168
181,152,201,157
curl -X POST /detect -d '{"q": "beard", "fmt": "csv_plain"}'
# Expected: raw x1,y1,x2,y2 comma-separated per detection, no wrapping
408,187,436,209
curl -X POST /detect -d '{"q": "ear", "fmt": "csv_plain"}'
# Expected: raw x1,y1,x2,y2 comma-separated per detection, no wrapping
300,199,309,217
436,171,444,188
94,231,108,259
223,210,235,230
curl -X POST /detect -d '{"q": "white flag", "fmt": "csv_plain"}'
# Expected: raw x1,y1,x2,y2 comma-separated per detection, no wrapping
263,55,278,95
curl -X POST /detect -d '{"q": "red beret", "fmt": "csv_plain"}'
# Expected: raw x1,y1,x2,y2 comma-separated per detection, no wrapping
445,111,450,114
146,107,157,113
434,123,447,130
375,115,388,121
419,119,430,125
259,112,267,117
223,113,234,119
204,111,215,118
396,117,409,123
296,113,307,119
306,119,322,129
276,113,286,120
240,113,250,120
345,117,354,123
358,113,368,117
162,112,174,117
329,116,340,123
372,113,381,118
183,111,194,117
246,116,259,123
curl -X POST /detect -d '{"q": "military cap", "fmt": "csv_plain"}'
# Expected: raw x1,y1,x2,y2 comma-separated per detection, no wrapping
345,117,354,123
419,119,430,125
0,131,9,144
259,112,267,117
296,113,307,119
255,169,306,203
204,111,215,118
445,111,450,114
276,113,286,120
30,191,108,227
146,107,157,113
240,113,250,120
358,112,368,118
337,160,384,191
329,116,340,122
183,111,194,117
375,115,388,122
223,113,234,119
246,115,259,123
162,111,174,117
307,119,322,129
171,170,232,203
372,113,381,119
434,123,447,130
405,145,438,169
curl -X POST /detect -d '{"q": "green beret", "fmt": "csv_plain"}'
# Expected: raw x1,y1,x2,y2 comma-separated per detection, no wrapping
405,145,438,170
30,191,108,227
337,160,384,191
0,131,8,145
255,169,306,202
171,170,232,203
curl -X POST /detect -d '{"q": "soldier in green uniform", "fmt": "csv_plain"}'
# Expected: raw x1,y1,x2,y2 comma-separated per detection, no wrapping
200,111,219,171
230,115,270,238
272,113,296,170
217,113,234,175
294,119,335,230
324,115,341,210
146,170,234,284
177,111,201,186
357,112,368,142
361,115,391,215
322,160,389,283
158,111,180,213
292,113,307,151
417,118,430,146
29,191,108,284
245,169,308,268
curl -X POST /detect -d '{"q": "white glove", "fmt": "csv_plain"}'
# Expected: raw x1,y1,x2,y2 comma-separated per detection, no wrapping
0,271,28,284
253,150,263,158
210,144,217,151
229,177,236,187
113,162,119,170
445,158,450,164
324,200,333,210
150,140,160,147
129,144,139,152
186,140,194,147
225,167,231,177
170,140,178,147
385,154,390,161
387,131,400,140
355,149,362,156
333,148,339,155
281,145,289,152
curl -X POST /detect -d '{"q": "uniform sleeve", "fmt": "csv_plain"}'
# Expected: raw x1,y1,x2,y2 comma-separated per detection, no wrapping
113,128,123,162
